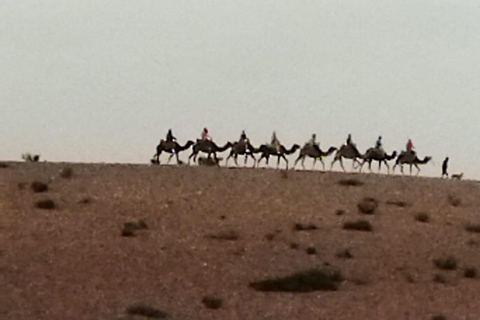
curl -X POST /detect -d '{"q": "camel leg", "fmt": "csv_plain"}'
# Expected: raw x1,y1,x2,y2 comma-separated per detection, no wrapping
320,158,325,171
244,155,248,166
294,155,302,169
384,161,390,174
188,151,196,165
281,155,289,170
312,158,317,170
330,158,338,171
340,158,346,172
414,164,420,176
409,164,413,175
225,152,232,166
276,156,281,169
167,154,174,164
175,152,181,165
378,161,381,173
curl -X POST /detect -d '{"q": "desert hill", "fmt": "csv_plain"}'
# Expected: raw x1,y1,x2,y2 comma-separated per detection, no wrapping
1,162,479,320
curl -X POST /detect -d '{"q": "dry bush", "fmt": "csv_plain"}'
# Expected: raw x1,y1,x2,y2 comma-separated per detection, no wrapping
306,246,317,255
35,199,55,210
78,197,92,204
206,230,240,241
465,224,480,233
249,268,342,292
31,181,48,193
59,166,74,178
201,296,223,310
293,223,317,231
289,242,299,250
343,220,373,232
434,256,457,270
125,303,168,318
464,267,477,279
121,219,148,237
357,197,378,214
338,178,364,186
265,233,275,241
386,200,408,207
335,209,345,216
335,249,353,259
0,163,9,168
448,195,461,207
415,213,430,223
433,274,447,284
431,314,447,320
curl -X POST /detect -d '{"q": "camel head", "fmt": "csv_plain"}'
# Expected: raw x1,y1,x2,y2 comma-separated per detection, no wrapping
327,146,337,154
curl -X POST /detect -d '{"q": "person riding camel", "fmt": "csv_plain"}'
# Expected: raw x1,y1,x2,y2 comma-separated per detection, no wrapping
375,136,383,149
271,131,281,153
240,130,249,144
406,139,414,154
201,127,211,141
307,133,321,151
166,129,176,142
346,133,353,146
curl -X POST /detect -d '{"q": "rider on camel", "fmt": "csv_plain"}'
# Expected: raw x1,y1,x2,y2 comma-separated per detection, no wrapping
166,129,176,142
271,131,281,153
201,128,211,141
406,139,414,154
375,136,383,149
240,130,249,144
307,133,321,151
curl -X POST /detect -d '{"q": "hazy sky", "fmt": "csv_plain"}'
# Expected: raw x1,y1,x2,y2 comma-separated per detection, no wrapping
1,1,479,178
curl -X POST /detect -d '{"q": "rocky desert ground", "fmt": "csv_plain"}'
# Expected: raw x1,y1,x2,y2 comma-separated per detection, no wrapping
1,161,479,320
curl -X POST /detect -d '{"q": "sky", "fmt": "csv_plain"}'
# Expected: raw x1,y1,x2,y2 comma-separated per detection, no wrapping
1,0,479,179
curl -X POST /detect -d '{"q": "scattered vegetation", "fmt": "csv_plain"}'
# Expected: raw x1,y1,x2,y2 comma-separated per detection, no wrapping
22,153,40,162
206,230,240,241
386,200,408,207
121,219,148,237
431,314,447,320
335,209,345,216
289,242,299,250
465,224,480,233
343,220,373,232
249,268,342,292
0,163,9,168
433,274,447,284
59,166,74,179
125,303,168,318
31,181,48,193
306,246,317,255
338,178,364,186
265,233,275,241
434,256,457,270
335,249,353,259
448,195,461,207
78,197,92,204
35,199,55,210
415,213,430,223
201,296,223,310
293,223,317,231
357,197,378,214
464,267,477,279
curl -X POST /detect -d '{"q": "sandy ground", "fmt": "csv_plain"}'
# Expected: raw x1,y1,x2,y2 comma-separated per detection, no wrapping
1,161,479,320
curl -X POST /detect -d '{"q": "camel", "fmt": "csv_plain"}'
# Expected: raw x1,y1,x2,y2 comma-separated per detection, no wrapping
294,144,337,170
225,141,257,167
359,148,397,173
392,151,432,175
330,144,363,172
255,144,300,169
151,140,194,165
188,140,232,165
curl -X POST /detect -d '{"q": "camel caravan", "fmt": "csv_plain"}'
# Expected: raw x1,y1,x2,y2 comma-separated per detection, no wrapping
151,128,440,176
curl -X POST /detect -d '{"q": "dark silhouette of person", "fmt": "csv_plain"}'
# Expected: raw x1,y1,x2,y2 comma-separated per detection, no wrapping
442,157,449,178
166,129,176,142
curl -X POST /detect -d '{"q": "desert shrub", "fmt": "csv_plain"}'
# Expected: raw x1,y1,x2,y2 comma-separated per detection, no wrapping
78,197,92,204
448,195,461,207
335,209,345,216
121,219,148,237
249,268,342,292
206,230,240,241
31,181,48,193
35,199,55,210
59,166,74,178
126,303,168,318
335,249,353,259
386,200,408,207
465,224,480,233
431,314,447,320
357,197,378,214
306,246,317,255
290,242,299,250
464,267,477,278
293,223,317,231
265,233,275,241
201,296,223,309
0,163,9,168
338,178,364,186
434,256,457,270
415,213,430,223
343,220,373,232
433,274,447,284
